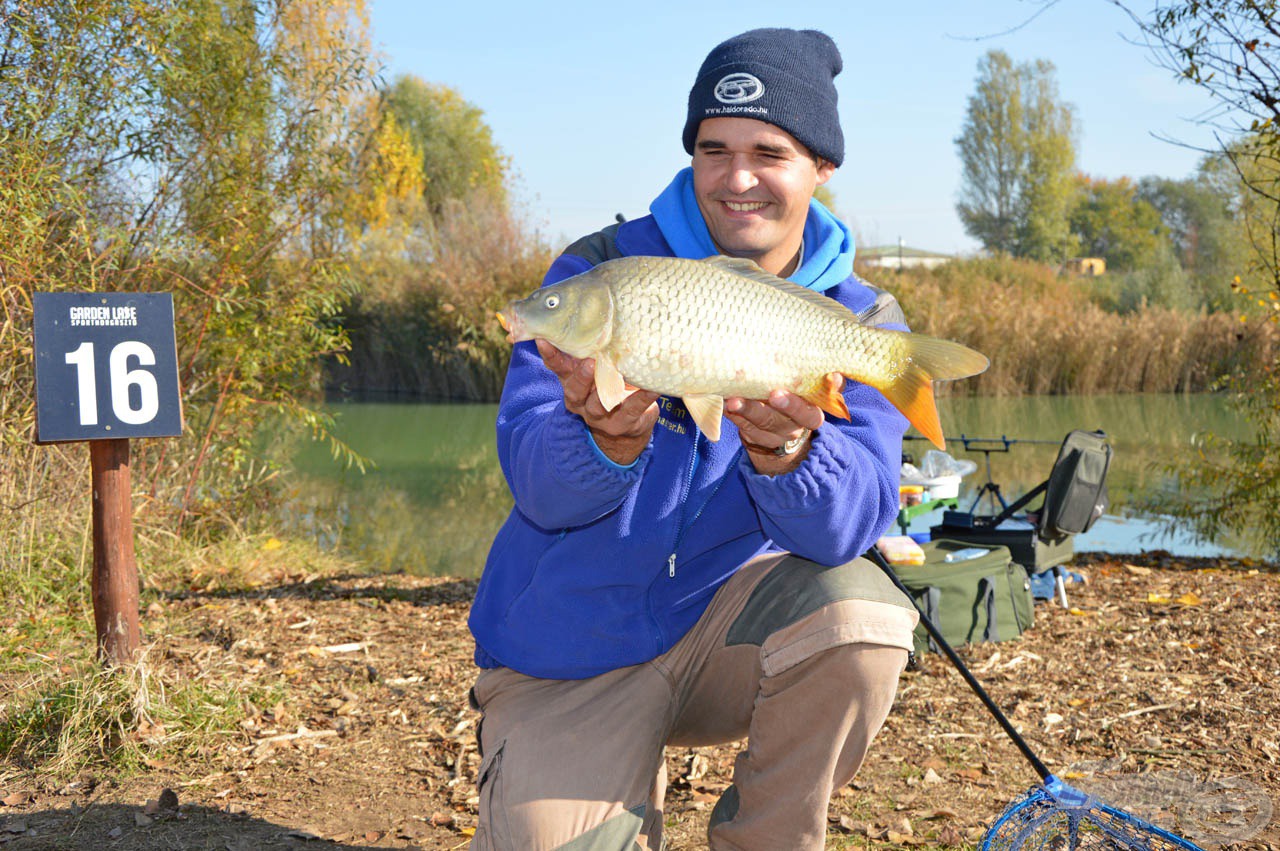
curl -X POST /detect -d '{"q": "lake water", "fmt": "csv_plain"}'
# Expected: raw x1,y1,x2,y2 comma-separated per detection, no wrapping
287,394,1262,577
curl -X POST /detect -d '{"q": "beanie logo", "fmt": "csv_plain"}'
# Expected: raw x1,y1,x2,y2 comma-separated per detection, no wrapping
714,73,764,105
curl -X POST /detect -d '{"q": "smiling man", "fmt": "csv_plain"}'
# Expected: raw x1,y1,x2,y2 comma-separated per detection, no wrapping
692,118,836,277
467,28,918,851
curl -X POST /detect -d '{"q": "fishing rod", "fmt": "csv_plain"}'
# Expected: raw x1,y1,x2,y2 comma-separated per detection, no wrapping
903,434,1062,451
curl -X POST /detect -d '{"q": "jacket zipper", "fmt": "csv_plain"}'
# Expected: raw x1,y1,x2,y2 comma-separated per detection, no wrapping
667,441,742,578
667,432,701,577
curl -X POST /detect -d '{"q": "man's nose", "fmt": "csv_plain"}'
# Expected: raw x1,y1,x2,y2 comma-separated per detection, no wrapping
725,157,759,194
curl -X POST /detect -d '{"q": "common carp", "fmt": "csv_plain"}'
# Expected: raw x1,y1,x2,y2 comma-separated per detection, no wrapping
497,255,988,449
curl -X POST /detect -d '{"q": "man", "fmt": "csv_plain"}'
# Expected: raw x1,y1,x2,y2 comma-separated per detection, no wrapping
467,28,918,850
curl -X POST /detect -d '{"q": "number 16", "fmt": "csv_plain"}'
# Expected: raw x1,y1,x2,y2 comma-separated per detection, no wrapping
64,341,160,426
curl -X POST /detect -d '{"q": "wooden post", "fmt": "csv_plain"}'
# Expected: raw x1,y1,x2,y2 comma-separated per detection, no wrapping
90,438,141,665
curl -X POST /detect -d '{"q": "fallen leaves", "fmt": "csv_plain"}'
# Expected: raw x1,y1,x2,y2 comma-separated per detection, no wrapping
4,560,1278,850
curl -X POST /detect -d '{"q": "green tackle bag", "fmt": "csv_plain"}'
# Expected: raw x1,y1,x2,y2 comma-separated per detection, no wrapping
890,539,1035,656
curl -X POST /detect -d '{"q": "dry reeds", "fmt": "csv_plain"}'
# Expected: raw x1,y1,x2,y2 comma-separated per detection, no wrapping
875,257,1278,397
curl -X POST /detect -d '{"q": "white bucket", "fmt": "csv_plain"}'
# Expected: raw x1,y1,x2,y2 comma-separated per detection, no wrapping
924,474,962,501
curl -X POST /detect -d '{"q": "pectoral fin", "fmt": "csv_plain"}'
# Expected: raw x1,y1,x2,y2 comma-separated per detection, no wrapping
593,355,631,411
682,394,724,441
802,372,851,421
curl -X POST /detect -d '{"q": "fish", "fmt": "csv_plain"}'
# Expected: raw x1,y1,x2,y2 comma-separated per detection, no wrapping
496,255,988,449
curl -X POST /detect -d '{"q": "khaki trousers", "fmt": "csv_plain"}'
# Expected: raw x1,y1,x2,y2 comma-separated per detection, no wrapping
468,552,918,851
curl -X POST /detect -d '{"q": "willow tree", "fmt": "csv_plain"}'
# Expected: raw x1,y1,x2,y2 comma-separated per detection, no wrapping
382,74,510,215
1123,0,1280,558
0,0,380,546
955,50,1079,262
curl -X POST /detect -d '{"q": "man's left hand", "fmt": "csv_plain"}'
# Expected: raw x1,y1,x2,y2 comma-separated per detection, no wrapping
725,380,834,474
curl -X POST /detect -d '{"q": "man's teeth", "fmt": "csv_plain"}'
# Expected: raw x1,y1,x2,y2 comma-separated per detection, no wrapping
725,201,767,212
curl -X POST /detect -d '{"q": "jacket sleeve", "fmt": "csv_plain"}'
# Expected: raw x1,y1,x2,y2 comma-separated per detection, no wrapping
739,382,906,565
494,253,652,531
737,288,911,566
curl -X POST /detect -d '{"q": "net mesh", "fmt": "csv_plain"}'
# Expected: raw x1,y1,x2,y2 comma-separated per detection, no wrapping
982,779,1204,851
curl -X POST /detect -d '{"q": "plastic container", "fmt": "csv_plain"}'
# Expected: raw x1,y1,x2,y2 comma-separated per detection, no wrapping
943,546,990,563
899,485,925,507
875,535,926,566
924,474,962,501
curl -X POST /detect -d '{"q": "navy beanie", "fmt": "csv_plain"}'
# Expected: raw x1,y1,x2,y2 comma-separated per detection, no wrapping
683,28,845,166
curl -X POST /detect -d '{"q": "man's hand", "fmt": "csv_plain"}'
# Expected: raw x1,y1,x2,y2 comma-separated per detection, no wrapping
537,339,659,465
725,379,835,475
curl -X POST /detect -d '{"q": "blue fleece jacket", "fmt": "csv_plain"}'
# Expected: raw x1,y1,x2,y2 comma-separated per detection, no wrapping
467,169,909,680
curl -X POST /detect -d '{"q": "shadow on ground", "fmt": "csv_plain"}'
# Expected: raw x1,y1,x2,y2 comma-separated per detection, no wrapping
0,800,463,850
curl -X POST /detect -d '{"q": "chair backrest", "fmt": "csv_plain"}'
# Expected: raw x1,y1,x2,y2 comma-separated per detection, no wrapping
1038,430,1112,542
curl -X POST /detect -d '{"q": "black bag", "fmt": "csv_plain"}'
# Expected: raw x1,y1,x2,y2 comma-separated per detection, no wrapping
1040,429,1112,539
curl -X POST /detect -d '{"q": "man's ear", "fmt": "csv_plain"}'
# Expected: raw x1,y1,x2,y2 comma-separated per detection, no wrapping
815,158,836,185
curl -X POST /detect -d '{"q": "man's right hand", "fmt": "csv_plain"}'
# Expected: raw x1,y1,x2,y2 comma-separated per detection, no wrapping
537,339,660,465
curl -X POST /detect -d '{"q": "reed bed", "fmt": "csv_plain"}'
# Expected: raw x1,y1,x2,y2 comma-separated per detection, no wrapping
875,257,1277,397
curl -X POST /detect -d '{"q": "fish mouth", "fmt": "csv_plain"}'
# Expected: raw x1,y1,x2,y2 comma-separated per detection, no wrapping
495,308,530,344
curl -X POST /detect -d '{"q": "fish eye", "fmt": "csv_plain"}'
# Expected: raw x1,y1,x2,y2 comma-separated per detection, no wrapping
544,294,561,309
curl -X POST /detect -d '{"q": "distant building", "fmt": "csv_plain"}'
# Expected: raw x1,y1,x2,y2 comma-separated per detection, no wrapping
858,244,954,270
1062,257,1106,276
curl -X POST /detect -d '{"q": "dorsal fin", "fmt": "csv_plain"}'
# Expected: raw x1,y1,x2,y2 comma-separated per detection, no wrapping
699,255,861,323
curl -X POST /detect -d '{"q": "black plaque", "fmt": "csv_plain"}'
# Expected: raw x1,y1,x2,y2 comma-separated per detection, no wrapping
33,292,183,443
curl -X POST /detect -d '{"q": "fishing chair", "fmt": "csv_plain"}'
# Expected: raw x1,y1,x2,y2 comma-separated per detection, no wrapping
931,430,1113,608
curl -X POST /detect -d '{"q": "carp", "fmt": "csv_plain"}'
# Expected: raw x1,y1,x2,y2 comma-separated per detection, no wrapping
497,255,988,449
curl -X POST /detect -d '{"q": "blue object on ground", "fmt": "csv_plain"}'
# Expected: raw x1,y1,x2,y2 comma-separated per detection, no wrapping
1029,568,1085,601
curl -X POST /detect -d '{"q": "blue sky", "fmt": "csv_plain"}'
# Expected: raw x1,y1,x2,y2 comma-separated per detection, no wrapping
369,0,1222,255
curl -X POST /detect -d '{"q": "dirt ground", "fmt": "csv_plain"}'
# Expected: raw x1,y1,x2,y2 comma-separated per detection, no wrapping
2,551,1278,850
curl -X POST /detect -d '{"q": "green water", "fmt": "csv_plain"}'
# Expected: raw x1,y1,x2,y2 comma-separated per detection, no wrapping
286,394,1259,577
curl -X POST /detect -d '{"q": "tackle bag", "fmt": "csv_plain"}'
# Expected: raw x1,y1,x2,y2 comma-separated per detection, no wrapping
889,539,1035,656
1039,429,1112,539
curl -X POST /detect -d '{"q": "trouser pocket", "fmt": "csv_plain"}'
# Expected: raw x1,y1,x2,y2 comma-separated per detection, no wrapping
471,740,506,850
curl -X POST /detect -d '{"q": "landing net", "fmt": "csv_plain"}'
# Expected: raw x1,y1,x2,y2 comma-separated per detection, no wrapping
983,778,1204,851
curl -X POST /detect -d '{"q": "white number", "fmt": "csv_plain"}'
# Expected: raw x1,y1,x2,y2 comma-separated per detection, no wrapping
65,342,98,425
64,341,160,427
109,341,158,424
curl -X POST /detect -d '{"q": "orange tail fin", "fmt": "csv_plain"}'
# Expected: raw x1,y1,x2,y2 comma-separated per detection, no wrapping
879,367,946,449
879,336,988,449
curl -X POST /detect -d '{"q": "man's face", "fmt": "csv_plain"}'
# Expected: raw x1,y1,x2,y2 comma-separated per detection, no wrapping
691,117,835,276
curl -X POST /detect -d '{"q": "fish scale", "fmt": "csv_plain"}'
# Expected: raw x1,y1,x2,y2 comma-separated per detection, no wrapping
498,255,989,449
608,257,885,399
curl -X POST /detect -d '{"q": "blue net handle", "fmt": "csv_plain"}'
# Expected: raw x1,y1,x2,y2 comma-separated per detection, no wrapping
1045,774,1095,808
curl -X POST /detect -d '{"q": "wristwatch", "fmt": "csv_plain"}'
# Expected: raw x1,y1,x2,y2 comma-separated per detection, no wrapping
774,430,810,456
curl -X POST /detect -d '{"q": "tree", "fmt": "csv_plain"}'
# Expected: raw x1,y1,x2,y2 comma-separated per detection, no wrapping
382,75,509,214
0,0,379,542
1122,0,1280,557
955,50,1079,261
1069,175,1166,271
1139,164,1254,310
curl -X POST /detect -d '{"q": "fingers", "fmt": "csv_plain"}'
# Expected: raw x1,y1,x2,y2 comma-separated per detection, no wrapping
536,339,578,379
725,390,823,449
580,385,661,437
536,340,659,439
